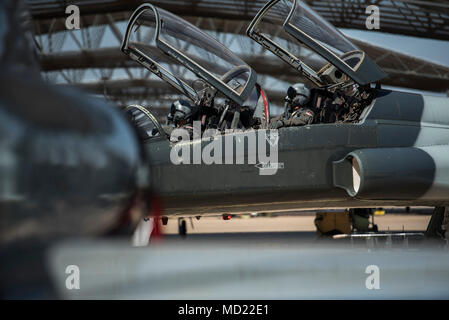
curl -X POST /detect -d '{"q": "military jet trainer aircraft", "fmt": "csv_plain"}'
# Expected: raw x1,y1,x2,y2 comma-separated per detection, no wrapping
121,2,449,238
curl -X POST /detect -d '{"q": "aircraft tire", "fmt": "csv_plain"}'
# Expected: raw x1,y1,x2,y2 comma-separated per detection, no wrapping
443,207,449,240
178,219,187,237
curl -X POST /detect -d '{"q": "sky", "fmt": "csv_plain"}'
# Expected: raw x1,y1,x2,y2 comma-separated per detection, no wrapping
343,29,449,67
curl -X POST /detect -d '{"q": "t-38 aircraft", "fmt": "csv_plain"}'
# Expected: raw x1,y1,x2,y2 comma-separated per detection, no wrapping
121,2,449,238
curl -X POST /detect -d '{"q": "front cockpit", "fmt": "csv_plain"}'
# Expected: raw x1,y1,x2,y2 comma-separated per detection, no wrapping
121,4,271,133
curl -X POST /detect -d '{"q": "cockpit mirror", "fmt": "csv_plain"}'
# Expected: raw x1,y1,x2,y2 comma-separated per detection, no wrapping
125,105,166,141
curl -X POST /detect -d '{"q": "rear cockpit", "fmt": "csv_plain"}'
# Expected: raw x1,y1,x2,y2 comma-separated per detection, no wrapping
247,0,386,124
247,0,386,88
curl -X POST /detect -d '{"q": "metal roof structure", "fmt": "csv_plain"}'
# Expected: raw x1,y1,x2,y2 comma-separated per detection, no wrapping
28,0,449,40
27,0,449,115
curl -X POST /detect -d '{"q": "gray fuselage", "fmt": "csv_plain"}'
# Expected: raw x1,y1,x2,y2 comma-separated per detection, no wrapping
144,89,449,217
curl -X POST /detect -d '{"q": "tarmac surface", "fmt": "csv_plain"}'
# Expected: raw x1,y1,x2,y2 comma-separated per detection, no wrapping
161,213,431,238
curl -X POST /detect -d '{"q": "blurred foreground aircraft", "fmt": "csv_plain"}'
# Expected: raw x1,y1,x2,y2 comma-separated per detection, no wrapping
0,0,151,246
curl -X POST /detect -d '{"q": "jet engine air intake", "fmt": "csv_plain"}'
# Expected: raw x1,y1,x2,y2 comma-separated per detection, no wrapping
333,146,449,200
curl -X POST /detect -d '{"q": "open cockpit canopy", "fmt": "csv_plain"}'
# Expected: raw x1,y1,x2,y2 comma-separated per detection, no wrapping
122,4,257,106
247,0,386,87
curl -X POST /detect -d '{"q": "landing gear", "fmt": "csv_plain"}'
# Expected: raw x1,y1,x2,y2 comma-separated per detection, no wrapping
349,208,378,233
426,207,448,239
132,218,153,247
178,218,187,237
444,208,449,240
314,211,352,237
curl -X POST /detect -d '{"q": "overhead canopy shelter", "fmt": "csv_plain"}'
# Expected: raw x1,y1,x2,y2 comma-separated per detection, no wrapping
27,0,449,113
27,0,449,41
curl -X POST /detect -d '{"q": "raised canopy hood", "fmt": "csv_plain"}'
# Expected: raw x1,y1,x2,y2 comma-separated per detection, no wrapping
122,3,257,106
247,0,387,87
